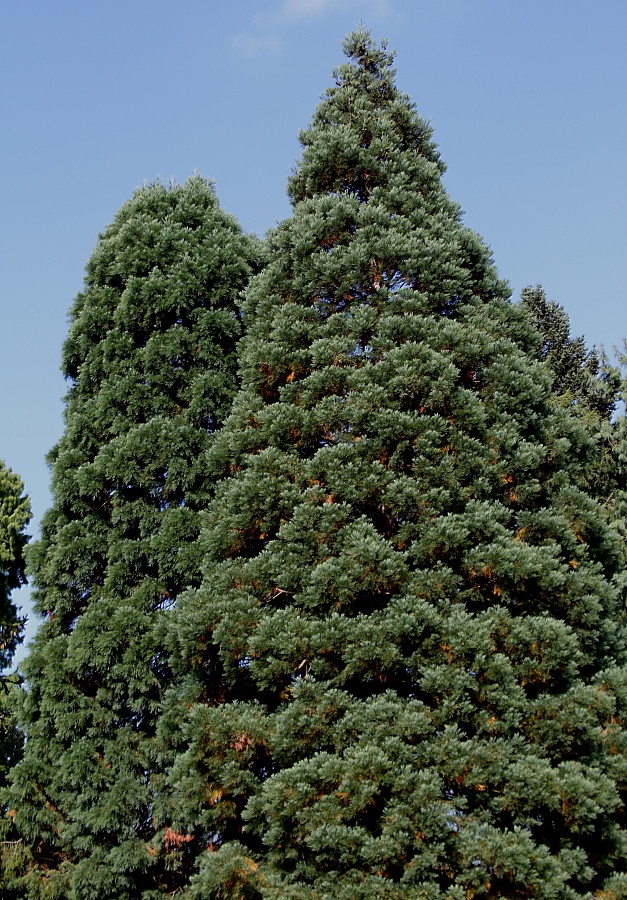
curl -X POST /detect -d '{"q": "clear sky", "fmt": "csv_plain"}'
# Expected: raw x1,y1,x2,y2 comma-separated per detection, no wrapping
2,0,626,654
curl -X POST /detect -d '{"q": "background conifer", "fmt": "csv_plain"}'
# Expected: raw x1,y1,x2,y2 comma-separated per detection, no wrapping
163,34,627,899
0,461,30,897
0,461,30,680
6,177,258,898
520,284,617,420
520,284,627,596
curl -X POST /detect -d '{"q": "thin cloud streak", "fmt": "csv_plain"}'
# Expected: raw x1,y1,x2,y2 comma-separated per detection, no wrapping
281,0,393,19
232,0,393,58
231,30,283,56
282,0,334,17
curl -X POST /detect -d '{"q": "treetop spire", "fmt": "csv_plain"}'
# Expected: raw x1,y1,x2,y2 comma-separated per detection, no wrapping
341,27,395,74
288,29,443,206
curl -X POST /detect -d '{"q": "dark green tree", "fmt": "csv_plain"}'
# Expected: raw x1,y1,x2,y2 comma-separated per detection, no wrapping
520,284,617,420
6,177,259,898
0,461,31,897
520,286,626,576
0,461,30,679
162,35,627,899
611,351,627,577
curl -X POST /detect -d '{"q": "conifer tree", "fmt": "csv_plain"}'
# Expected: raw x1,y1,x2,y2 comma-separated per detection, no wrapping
520,286,626,573
611,354,627,576
520,284,617,420
6,177,258,898
0,461,30,680
0,461,31,897
162,34,627,899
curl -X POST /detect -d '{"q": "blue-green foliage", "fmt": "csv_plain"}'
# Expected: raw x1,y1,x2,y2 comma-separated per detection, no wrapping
5,31,627,900
5,177,259,897
161,34,627,899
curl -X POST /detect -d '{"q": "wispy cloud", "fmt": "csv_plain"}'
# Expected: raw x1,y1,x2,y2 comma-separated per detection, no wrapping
231,29,283,57
231,0,393,58
281,0,392,19
281,0,334,17
231,10,283,57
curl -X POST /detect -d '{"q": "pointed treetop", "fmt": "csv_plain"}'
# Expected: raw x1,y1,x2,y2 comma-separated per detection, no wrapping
288,31,444,206
341,27,395,75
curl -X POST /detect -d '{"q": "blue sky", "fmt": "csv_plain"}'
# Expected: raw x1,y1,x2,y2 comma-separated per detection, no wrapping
2,0,626,654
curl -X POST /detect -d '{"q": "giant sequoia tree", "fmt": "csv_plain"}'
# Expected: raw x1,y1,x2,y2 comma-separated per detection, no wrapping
6,177,258,898
162,35,627,899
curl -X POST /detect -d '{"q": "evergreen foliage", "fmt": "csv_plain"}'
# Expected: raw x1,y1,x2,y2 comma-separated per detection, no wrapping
0,461,30,678
611,354,627,577
161,34,627,899
0,461,31,897
520,286,627,575
520,284,617,420
5,177,258,898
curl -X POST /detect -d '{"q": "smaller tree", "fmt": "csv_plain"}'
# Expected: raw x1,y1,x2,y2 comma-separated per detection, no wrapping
600,344,627,579
0,461,30,682
520,284,617,419
0,461,31,898
520,284,627,585
6,176,260,898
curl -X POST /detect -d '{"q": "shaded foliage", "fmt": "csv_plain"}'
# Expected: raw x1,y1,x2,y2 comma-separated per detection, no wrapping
520,285,627,584
0,461,31,897
0,462,30,677
520,284,616,419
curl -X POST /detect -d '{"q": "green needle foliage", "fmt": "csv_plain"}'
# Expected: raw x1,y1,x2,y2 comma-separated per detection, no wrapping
5,177,258,898
520,285,627,578
0,461,31,897
520,284,617,421
0,461,30,677
162,34,627,899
